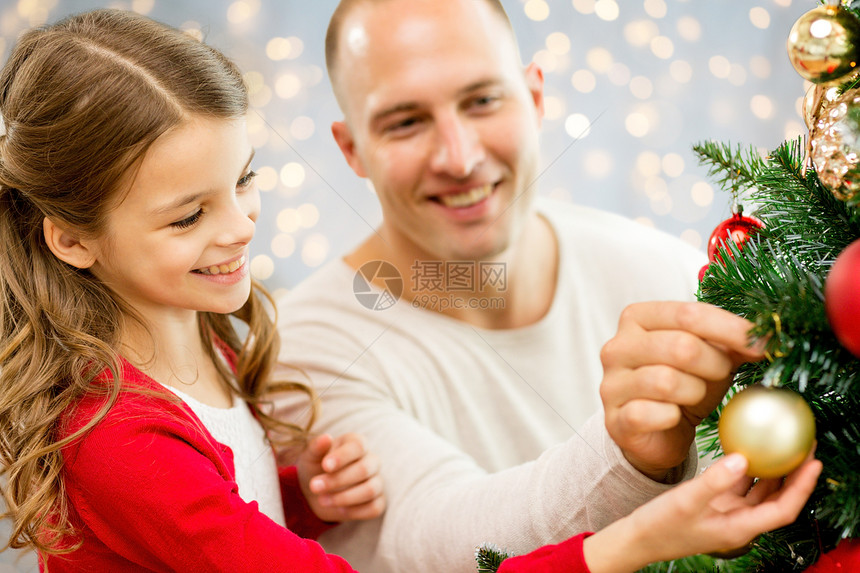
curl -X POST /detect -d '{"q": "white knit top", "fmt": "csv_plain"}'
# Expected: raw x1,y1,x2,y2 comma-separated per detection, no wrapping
166,385,286,527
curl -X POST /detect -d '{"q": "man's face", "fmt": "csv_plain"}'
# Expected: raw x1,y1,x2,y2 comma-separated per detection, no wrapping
332,0,545,263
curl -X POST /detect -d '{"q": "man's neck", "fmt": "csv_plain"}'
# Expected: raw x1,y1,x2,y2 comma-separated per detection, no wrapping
344,212,559,329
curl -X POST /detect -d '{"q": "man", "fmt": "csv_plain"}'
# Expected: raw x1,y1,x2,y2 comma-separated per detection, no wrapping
273,1,763,570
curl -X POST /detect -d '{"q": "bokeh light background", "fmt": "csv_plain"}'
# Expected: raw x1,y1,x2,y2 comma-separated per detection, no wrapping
0,0,815,570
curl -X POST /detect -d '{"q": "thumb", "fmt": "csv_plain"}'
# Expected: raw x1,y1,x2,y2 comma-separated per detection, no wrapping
686,453,749,506
302,434,333,464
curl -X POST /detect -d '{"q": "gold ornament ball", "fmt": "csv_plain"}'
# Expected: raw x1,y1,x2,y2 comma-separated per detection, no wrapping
718,385,816,479
787,5,860,84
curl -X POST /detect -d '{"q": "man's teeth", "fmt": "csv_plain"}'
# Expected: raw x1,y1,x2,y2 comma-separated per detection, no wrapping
438,184,492,208
197,256,245,276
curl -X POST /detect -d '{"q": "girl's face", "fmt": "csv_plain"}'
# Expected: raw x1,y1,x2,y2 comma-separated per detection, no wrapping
87,116,259,324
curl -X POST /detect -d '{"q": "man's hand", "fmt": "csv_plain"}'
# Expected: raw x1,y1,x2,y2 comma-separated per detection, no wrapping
600,301,765,481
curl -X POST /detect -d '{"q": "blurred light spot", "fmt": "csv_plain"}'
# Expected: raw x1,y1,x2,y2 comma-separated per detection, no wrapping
275,73,301,99
636,151,662,177
625,112,651,137
728,63,747,86
132,0,154,14
271,234,296,258
670,60,693,83
227,0,260,24
676,16,702,41
533,49,558,73
586,47,613,73
181,22,204,42
287,37,304,59
709,99,737,125
650,36,674,59
280,162,306,188
306,65,324,86
256,166,278,191
543,96,566,120
680,229,702,249
630,76,653,99
572,0,596,15
691,181,714,207
565,114,592,139
773,0,791,6
302,234,330,267
608,63,631,86
290,116,315,140
244,71,265,93
643,0,667,19
248,85,272,108
250,254,274,280
524,0,550,21
546,32,571,55
266,37,292,60
571,69,597,93
662,153,685,177
751,94,774,119
749,7,770,29
644,176,668,199
650,193,673,215
297,203,320,228
583,149,613,179
709,55,731,79
749,55,772,79
635,216,655,228
277,209,301,233
595,0,619,21
784,120,805,140
624,20,659,47
17,0,56,25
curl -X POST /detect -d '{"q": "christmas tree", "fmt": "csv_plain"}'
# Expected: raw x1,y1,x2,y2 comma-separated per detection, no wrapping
477,2,860,571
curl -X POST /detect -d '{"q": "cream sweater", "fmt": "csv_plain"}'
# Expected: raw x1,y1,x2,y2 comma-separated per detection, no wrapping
274,199,707,572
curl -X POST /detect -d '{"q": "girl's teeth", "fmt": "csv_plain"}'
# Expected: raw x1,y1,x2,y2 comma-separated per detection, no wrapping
198,256,244,275
439,184,492,208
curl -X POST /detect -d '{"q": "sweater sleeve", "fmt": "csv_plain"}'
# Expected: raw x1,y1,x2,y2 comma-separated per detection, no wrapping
497,533,593,573
57,395,358,573
273,346,697,573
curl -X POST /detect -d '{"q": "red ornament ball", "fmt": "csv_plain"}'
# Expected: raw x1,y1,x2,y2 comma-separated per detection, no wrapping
826,238,860,357
707,212,764,264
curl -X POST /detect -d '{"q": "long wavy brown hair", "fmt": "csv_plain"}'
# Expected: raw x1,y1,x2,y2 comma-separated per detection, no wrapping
0,9,315,556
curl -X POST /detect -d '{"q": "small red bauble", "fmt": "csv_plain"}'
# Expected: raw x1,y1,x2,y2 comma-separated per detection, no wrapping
804,538,860,572
707,212,764,263
825,238,860,357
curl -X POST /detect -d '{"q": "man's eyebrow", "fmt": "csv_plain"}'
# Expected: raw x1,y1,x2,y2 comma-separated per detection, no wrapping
151,148,256,215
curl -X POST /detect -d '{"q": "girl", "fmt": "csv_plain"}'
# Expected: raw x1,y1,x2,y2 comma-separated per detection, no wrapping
0,9,382,572
0,8,822,573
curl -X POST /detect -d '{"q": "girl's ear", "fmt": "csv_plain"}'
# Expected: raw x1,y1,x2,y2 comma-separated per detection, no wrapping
43,217,98,269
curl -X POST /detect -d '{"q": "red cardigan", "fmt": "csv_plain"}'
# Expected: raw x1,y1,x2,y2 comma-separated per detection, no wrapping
44,361,593,572
43,361,356,572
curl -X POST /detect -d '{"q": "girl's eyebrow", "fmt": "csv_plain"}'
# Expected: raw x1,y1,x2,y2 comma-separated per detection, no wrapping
151,148,255,215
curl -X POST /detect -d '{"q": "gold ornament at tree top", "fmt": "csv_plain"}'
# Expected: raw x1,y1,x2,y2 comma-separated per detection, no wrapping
787,4,860,84
810,88,860,201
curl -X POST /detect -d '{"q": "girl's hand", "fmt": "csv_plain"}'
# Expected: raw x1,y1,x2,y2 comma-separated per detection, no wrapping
584,450,822,573
297,433,386,523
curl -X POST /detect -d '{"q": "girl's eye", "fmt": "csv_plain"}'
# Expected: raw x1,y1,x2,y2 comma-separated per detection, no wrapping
170,210,202,229
237,170,258,188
